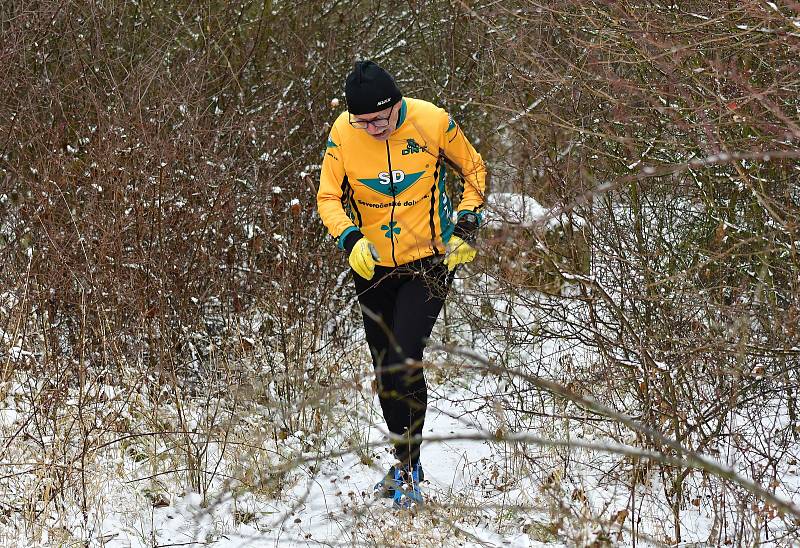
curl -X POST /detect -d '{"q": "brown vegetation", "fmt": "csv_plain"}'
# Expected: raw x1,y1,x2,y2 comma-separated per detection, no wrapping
1,0,798,545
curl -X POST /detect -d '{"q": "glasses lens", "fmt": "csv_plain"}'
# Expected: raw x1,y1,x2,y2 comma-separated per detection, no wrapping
351,119,387,129
350,105,393,130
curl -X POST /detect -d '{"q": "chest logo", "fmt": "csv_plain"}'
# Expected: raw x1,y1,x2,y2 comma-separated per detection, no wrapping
402,139,423,155
357,169,425,197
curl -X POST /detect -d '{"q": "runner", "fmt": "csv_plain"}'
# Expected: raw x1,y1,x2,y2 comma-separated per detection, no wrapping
317,60,486,508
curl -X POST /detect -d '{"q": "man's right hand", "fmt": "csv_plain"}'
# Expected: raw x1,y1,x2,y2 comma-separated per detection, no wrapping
349,238,380,280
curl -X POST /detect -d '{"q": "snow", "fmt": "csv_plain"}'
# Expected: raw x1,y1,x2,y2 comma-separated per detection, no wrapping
0,384,555,548
483,193,585,235
484,192,548,229
3,284,799,546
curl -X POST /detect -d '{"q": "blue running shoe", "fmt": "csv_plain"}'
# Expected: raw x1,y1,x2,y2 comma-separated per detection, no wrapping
374,463,425,498
392,463,423,509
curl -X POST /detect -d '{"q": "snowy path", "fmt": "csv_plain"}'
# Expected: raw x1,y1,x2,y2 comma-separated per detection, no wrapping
100,384,553,548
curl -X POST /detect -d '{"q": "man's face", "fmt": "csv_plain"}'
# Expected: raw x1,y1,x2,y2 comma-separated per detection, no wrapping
351,100,402,141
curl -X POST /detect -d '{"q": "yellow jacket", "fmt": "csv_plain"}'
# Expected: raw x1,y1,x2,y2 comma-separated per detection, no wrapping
317,97,486,267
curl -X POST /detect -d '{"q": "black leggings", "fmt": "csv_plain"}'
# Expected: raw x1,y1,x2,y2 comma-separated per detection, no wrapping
353,257,450,466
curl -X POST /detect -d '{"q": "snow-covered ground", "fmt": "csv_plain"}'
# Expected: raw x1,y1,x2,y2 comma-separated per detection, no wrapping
0,370,560,548
118,386,543,548
6,340,793,547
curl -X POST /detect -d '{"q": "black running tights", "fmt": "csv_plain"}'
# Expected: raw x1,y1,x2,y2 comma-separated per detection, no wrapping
353,258,450,466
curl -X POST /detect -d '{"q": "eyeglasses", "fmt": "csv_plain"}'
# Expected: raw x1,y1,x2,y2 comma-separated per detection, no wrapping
349,104,395,130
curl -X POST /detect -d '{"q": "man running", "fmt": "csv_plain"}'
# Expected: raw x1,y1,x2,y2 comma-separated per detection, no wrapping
317,60,486,508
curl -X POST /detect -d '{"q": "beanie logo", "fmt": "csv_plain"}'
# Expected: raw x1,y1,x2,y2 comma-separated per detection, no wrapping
376,97,391,106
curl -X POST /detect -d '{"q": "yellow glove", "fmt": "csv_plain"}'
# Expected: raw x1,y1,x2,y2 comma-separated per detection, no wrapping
349,238,380,280
444,235,477,272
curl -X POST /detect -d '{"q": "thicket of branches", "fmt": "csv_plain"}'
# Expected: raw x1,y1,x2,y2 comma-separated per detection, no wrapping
462,1,800,543
1,0,798,545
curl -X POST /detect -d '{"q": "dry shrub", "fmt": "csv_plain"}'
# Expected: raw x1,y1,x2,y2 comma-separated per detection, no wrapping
1,0,799,545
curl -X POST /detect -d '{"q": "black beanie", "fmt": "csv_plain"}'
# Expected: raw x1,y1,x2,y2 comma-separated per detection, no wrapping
345,60,402,115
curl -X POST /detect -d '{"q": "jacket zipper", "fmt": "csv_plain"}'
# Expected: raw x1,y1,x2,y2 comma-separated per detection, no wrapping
385,141,398,266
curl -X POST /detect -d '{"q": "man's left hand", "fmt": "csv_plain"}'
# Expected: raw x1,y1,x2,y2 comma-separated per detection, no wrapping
444,235,477,272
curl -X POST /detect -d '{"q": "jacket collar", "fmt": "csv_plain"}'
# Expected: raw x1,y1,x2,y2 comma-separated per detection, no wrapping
395,99,408,129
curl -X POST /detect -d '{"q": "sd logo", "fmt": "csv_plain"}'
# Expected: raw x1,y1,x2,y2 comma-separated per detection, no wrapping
358,170,424,196
378,170,406,185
